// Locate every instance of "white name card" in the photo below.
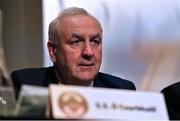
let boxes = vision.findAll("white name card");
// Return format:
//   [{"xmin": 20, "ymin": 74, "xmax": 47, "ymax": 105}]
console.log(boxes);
[{"xmin": 49, "ymin": 84, "xmax": 168, "ymax": 120}]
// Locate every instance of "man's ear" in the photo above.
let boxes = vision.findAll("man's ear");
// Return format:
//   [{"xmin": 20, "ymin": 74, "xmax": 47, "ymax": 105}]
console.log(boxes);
[{"xmin": 47, "ymin": 41, "xmax": 57, "ymax": 63}]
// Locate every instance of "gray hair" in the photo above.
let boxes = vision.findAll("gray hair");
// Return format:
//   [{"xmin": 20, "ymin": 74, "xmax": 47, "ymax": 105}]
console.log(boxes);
[{"xmin": 48, "ymin": 7, "xmax": 102, "ymax": 44}]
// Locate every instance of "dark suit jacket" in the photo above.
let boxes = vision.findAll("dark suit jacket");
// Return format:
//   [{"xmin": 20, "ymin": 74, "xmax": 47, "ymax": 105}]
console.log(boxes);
[
  {"xmin": 11, "ymin": 66, "xmax": 136, "ymax": 98},
  {"xmin": 161, "ymin": 82, "xmax": 180, "ymax": 120}
]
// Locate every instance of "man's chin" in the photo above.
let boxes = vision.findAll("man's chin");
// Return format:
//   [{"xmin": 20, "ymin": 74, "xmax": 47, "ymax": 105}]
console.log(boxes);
[
  {"xmin": 74, "ymin": 76, "xmax": 94, "ymax": 85},
  {"xmin": 79, "ymin": 77, "xmax": 93, "ymax": 83},
  {"xmin": 72, "ymin": 72, "xmax": 98, "ymax": 85}
]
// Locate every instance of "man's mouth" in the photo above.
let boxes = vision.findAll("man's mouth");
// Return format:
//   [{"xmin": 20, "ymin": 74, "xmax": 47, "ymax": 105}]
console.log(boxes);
[
  {"xmin": 78, "ymin": 63, "xmax": 95, "ymax": 70},
  {"xmin": 78, "ymin": 63, "xmax": 94, "ymax": 66}
]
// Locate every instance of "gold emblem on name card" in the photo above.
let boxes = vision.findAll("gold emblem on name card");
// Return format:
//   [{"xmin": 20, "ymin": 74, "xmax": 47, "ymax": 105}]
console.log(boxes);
[{"xmin": 58, "ymin": 91, "xmax": 88, "ymax": 118}]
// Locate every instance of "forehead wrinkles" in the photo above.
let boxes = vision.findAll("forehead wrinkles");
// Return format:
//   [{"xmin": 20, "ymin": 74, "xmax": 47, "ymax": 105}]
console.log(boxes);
[{"xmin": 57, "ymin": 15, "xmax": 102, "ymax": 32}]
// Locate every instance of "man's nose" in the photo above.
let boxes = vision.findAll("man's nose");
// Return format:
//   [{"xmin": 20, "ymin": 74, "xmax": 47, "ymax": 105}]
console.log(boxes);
[{"xmin": 82, "ymin": 42, "xmax": 94, "ymax": 57}]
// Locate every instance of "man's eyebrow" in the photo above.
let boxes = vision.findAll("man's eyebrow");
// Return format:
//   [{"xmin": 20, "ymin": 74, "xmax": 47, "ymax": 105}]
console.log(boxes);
[
  {"xmin": 71, "ymin": 33, "xmax": 81, "ymax": 37},
  {"xmin": 91, "ymin": 33, "xmax": 102, "ymax": 38}
]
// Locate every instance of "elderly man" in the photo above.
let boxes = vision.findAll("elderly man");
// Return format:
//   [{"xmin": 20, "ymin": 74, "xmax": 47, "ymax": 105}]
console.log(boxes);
[{"xmin": 11, "ymin": 7, "xmax": 136, "ymax": 98}]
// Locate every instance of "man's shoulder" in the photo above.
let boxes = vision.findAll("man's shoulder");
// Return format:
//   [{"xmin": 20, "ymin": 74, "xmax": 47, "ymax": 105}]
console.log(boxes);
[
  {"xmin": 161, "ymin": 82, "xmax": 180, "ymax": 94},
  {"xmin": 11, "ymin": 66, "xmax": 54, "ymax": 86},
  {"xmin": 161, "ymin": 82, "xmax": 180, "ymax": 120},
  {"xmin": 11, "ymin": 67, "xmax": 52, "ymax": 76},
  {"xmin": 161, "ymin": 82, "xmax": 180, "ymax": 100},
  {"xmin": 11, "ymin": 67, "xmax": 54, "ymax": 98},
  {"xmin": 94, "ymin": 72, "xmax": 136, "ymax": 90}
]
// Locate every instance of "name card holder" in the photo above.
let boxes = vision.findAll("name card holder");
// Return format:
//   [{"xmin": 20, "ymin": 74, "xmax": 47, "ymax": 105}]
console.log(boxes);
[{"xmin": 49, "ymin": 84, "xmax": 168, "ymax": 120}]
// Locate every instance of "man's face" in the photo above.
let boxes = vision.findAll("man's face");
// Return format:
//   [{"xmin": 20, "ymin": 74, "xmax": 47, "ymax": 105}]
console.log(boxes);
[{"xmin": 54, "ymin": 15, "xmax": 102, "ymax": 85}]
